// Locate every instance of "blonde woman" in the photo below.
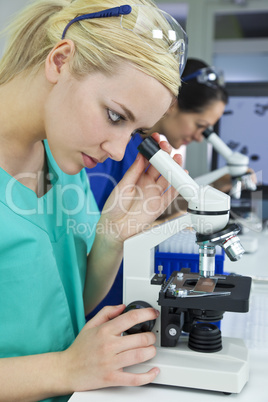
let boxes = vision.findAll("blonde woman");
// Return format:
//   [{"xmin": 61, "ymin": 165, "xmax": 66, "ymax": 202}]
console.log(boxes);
[{"xmin": 0, "ymin": 0, "xmax": 187, "ymax": 400}]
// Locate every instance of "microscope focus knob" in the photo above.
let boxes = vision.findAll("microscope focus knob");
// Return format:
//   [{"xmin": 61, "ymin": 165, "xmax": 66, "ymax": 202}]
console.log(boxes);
[
  {"xmin": 124, "ymin": 301, "xmax": 156, "ymax": 334},
  {"xmin": 165, "ymin": 324, "xmax": 181, "ymax": 341}
]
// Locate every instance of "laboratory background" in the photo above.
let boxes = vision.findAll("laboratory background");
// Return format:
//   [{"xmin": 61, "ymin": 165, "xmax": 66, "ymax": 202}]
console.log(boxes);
[{"xmin": 0, "ymin": 1, "xmax": 268, "ymax": 402}]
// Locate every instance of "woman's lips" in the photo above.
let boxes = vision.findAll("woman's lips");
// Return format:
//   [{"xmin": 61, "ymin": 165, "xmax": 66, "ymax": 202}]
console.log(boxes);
[{"xmin": 82, "ymin": 153, "xmax": 99, "ymax": 169}]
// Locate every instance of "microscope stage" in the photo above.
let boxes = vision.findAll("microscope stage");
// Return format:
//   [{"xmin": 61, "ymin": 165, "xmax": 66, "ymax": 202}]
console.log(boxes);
[{"xmin": 157, "ymin": 271, "xmax": 252, "ymax": 313}]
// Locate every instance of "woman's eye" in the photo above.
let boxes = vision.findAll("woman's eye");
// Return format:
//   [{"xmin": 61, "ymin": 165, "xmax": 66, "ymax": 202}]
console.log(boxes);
[{"xmin": 108, "ymin": 109, "xmax": 122, "ymax": 123}]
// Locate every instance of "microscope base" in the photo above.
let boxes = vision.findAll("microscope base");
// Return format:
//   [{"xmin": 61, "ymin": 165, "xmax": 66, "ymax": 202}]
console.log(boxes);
[{"xmin": 125, "ymin": 336, "xmax": 249, "ymax": 394}]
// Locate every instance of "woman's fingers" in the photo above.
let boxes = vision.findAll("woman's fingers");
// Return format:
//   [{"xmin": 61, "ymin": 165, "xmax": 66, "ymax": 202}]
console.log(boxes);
[
  {"xmin": 173, "ymin": 153, "xmax": 183, "ymax": 166},
  {"xmin": 144, "ymin": 134, "xmax": 183, "ymax": 184},
  {"xmin": 115, "ymin": 330, "xmax": 156, "ymax": 354},
  {"xmin": 103, "ymin": 307, "xmax": 159, "ymax": 337},
  {"xmin": 107, "ymin": 367, "xmax": 160, "ymax": 387},
  {"xmin": 117, "ymin": 153, "xmax": 145, "ymax": 190},
  {"xmin": 159, "ymin": 139, "xmax": 172, "ymax": 154},
  {"xmin": 86, "ymin": 305, "xmax": 126, "ymax": 328},
  {"xmin": 114, "ymin": 345, "xmax": 157, "ymax": 371},
  {"xmin": 150, "ymin": 132, "xmax": 160, "ymax": 143}
]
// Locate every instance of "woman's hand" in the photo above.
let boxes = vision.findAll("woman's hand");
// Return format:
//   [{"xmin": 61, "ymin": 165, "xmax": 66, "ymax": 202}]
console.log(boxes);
[
  {"xmin": 99, "ymin": 133, "xmax": 183, "ymax": 243},
  {"xmin": 0, "ymin": 306, "xmax": 156, "ymax": 401},
  {"xmin": 62, "ymin": 305, "xmax": 160, "ymax": 392}
]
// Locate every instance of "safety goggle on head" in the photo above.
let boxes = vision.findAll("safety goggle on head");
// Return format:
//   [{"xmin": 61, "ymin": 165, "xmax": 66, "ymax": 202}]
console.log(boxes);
[
  {"xmin": 61, "ymin": 4, "xmax": 188, "ymax": 76},
  {"xmin": 183, "ymin": 67, "xmax": 225, "ymax": 88}
]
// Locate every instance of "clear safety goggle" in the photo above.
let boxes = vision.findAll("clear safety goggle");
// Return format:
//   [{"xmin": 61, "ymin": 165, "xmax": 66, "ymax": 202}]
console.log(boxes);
[
  {"xmin": 183, "ymin": 67, "xmax": 225, "ymax": 88},
  {"xmin": 61, "ymin": 4, "xmax": 188, "ymax": 75}
]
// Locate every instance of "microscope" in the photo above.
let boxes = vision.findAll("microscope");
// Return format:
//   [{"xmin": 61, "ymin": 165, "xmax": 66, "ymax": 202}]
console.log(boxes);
[
  {"xmin": 196, "ymin": 127, "xmax": 259, "ymax": 251},
  {"xmin": 123, "ymin": 137, "xmax": 252, "ymax": 394},
  {"xmin": 194, "ymin": 127, "xmax": 257, "ymax": 199}
]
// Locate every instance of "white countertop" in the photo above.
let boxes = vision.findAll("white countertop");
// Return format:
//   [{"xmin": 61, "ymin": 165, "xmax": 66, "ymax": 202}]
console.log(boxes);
[
  {"xmin": 69, "ymin": 230, "xmax": 268, "ymax": 402},
  {"xmin": 224, "ymin": 229, "xmax": 268, "ymax": 278}
]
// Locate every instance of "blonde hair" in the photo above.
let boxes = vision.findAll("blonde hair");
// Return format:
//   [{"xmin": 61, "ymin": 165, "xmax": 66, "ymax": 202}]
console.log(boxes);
[{"xmin": 0, "ymin": 0, "xmax": 180, "ymax": 95}]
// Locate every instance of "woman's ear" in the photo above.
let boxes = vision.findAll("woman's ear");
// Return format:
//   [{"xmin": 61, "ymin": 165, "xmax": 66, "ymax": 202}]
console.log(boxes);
[
  {"xmin": 45, "ymin": 40, "xmax": 75, "ymax": 84},
  {"xmin": 167, "ymin": 99, "xmax": 179, "ymax": 116}
]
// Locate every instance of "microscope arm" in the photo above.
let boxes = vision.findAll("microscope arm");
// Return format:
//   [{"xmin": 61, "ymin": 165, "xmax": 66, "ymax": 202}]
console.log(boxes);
[
  {"xmin": 123, "ymin": 214, "xmax": 192, "ymax": 283},
  {"xmin": 203, "ymin": 128, "xmax": 233, "ymax": 160},
  {"xmin": 194, "ymin": 166, "xmax": 230, "ymax": 186},
  {"xmin": 194, "ymin": 127, "xmax": 252, "ymax": 188},
  {"xmin": 203, "ymin": 127, "xmax": 249, "ymax": 170}
]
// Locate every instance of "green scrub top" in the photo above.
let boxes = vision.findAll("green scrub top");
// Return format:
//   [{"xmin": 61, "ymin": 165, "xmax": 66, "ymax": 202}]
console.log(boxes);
[{"xmin": 0, "ymin": 141, "xmax": 100, "ymax": 402}]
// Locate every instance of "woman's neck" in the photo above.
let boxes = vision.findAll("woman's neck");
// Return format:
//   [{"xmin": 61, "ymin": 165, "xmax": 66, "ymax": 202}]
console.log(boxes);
[{"xmin": 0, "ymin": 70, "xmax": 50, "ymax": 195}]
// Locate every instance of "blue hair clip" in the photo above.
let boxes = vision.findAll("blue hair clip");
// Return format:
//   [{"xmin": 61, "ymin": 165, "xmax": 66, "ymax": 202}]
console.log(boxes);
[
  {"xmin": 61, "ymin": 5, "xmax": 132, "ymax": 39},
  {"xmin": 183, "ymin": 70, "xmax": 201, "ymax": 82}
]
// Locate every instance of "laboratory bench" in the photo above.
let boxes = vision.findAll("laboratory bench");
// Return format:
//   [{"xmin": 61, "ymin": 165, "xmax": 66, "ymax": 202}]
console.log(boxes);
[{"xmin": 69, "ymin": 230, "xmax": 268, "ymax": 402}]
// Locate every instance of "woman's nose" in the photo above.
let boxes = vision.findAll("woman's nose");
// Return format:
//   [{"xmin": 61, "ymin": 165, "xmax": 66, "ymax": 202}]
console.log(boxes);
[
  {"xmin": 193, "ymin": 130, "xmax": 204, "ymax": 142},
  {"xmin": 102, "ymin": 135, "xmax": 130, "ymax": 162},
  {"xmin": 110, "ymin": 146, "xmax": 126, "ymax": 162}
]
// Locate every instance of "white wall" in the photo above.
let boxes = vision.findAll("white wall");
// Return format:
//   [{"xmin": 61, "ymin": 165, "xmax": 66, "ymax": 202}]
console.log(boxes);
[{"xmin": 0, "ymin": 0, "xmax": 29, "ymax": 56}]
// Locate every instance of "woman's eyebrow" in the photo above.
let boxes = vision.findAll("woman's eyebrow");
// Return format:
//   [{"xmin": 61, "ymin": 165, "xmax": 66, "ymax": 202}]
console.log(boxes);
[{"xmin": 112, "ymin": 101, "xmax": 135, "ymax": 122}]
